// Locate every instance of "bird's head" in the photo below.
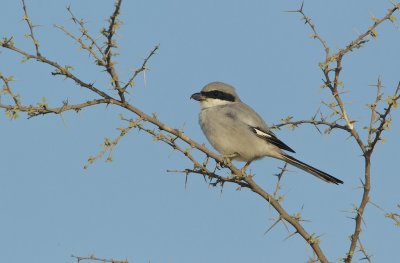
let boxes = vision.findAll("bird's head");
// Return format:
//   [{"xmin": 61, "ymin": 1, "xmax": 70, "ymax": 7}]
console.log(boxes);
[{"xmin": 190, "ymin": 82, "xmax": 240, "ymax": 109}]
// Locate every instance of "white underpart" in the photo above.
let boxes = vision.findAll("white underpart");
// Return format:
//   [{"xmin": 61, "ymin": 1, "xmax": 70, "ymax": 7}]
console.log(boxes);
[
  {"xmin": 200, "ymin": 98, "xmax": 233, "ymax": 109},
  {"xmin": 254, "ymin": 128, "xmax": 271, "ymax": 138}
]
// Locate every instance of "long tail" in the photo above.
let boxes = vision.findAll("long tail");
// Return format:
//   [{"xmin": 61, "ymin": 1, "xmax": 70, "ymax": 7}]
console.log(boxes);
[{"xmin": 281, "ymin": 154, "xmax": 343, "ymax": 185}]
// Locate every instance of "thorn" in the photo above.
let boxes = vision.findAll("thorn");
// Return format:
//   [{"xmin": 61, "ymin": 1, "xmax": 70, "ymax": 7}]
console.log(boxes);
[
  {"xmin": 185, "ymin": 171, "xmax": 188, "ymax": 190},
  {"xmin": 284, "ymin": 1, "xmax": 304, "ymax": 13},
  {"xmin": 283, "ymin": 231, "xmax": 298, "ymax": 241},
  {"xmin": 264, "ymin": 217, "xmax": 282, "ymax": 235}
]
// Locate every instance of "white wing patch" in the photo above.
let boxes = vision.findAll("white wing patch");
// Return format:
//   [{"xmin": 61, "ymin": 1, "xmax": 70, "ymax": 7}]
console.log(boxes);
[
  {"xmin": 254, "ymin": 128, "xmax": 272, "ymax": 138},
  {"xmin": 251, "ymin": 126, "xmax": 296, "ymax": 153}
]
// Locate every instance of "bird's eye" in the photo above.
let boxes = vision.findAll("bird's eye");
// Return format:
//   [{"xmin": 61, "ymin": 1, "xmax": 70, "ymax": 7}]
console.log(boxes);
[
  {"xmin": 209, "ymin": 90, "xmax": 225, "ymax": 99},
  {"xmin": 212, "ymin": 91, "xmax": 221, "ymax": 97}
]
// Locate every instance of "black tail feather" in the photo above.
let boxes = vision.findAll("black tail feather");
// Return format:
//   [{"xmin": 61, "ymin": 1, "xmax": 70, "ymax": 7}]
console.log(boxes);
[{"xmin": 282, "ymin": 154, "xmax": 343, "ymax": 185}]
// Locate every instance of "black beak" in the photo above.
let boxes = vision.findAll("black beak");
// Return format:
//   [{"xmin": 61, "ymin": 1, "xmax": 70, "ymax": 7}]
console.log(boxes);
[{"xmin": 190, "ymin": 92, "xmax": 205, "ymax": 101}]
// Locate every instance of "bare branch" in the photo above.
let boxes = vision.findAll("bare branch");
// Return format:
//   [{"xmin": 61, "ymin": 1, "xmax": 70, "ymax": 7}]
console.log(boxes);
[
  {"xmin": 292, "ymin": 3, "xmax": 400, "ymax": 262},
  {"xmin": 358, "ymin": 238, "xmax": 372, "ymax": 263},
  {"xmin": 21, "ymin": 0, "xmax": 41, "ymax": 56},
  {"xmin": 366, "ymin": 78, "xmax": 383, "ymax": 145},
  {"xmin": 337, "ymin": 5, "xmax": 399, "ymax": 59},
  {"xmin": 272, "ymin": 163, "xmax": 288, "ymax": 199},
  {"xmin": 0, "ymin": 98, "xmax": 112, "ymax": 118},
  {"xmin": 54, "ymin": 24, "xmax": 105, "ymax": 67},
  {"xmin": 103, "ymin": 0, "xmax": 124, "ymax": 101},
  {"xmin": 104, "ymin": 0, "xmax": 122, "ymax": 58},
  {"xmin": 122, "ymin": 44, "xmax": 159, "ymax": 91},
  {"xmin": 369, "ymin": 81, "xmax": 400, "ymax": 152},
  {"xmin": 243, "ymin": 176, "xmax": 328, "ymax": 263},
  {"xmin": 167, "ymin": 169, "xmax": 250, "ymax": 188},
  {"xmin": 272, "ymin": 118, "xmax": 350, "ymax": 133},
  {"xmin": 288, "ymin": 2, "xmax": 330, "ymax": 56},
  {"xmin": 66, "ymin": 5, "xmax": 104, "ymax": 57},
  {"xmin": 0, "ymin": 41, "xmax": 112, "ymax": 100},
  {"xmin": 71, "ymin": 254, "xmax": 128, "ymax": 263},
  {"xmin": 0, "ymin": 73, "xmax": 21, "ymax": 108},
  {"xmin": 84, "ymin": 119, "xmax": 136, "ymax": 169}
]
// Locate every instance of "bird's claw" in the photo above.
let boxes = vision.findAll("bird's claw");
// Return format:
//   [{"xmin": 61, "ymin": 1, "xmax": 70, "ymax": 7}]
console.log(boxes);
[{"xmin": 222, "ymin": 153, "xmax": 238, "ymax": 166}]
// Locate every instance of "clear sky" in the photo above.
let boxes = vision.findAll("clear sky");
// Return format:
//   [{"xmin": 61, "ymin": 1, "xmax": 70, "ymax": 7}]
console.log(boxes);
[{"xmin": 1, "ymin": 1, "xmax": 399, "ymax": 262}]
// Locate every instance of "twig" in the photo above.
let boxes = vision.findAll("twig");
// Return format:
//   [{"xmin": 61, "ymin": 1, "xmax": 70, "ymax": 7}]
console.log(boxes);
[
  {"xmin": 357, "ymin": 238, "xmax": 372, "ymax": 263},
  {"xmin": 66, "ymin": 5, "xmax": 104, "ymax": 56},
  {"xmin": 287, "ymin": 2, "xmax": 330, "ymax": 56},
  {"xmin": 369, "ymin": 81, "xmax": 400, "ymax": 152},
  {"xmin": 122, "ymin": 45, "xmax": 159, "ymax": 90},
  {"xmin": 103, "ymin": 0, "xmax": 124, "ymax": 101},
  {"xmin": 54, "ymin": 24, "xmax": 105, "ymax": 66},
  {"xmin": 0, "ymin": 73, "xmax": 21, "ymax": 107},
  {"xmin": 71, "ymin": 254, "xmax": 128, "ymax": 263},
  {"xmin": 243, "ymin": 176, "xmax": 328, "ymax": 262},
  {"xmin": 0, "ymin": 98, "xmax": 111, "ymax": 118},
  {"xmin": 21, "ymin": 0, "xmax": 41, "ymax": 56},
  {"xmin": 167, "ymin": 169, "xmax": 250, "ymax": 188},
  {"xmin": 366, "ymin": 78, "xmax": 383, "ymax": 146},
  {"xmin": 272, "ymin": 163, "xmax": 288, "ymax": 199},
  {"xmin": 0, "ymin": 41, "xmax": 112, "ymax": 100},
  {"xmin": 272, "ymin": 119, "xmax": 350, "ymax": 132}
]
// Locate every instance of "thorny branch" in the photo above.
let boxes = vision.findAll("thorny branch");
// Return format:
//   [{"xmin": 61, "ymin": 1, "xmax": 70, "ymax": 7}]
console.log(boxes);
[
  {"xmin": 357, "ymin": 238, "xmax": 372, "ymax": 263},
  {"xmin": 53, "ymin": 24, "xmax": 105, "ymax": 67},
  {"xmin": 293, "ymin": 2, "xmax": 400, "ymax": 263},
  {"xmin": 71, "ymin": 254, "xmax": 128, "ymax": 263},
  {"xmin": 272, "ymin": 116, "xmax": 350, "ymax": 133},
  {"xmin": 66, "ymin": 5, "xmax": 104, "ymax": 58},
  {"xmin": 286, "ymin": 1, "xmax": 330, "ymax": 56},
  {"xmin": 103, "ymin": 0, "xmax": 124, "ymax": 102},
  {"xmin": 0, "ymin": 40, "xmax": 112, "ymax": 99},
  {"xmin": 0, "ymin": 73, "xmax": 21, "ymax": 108},
  {"xmin": 366, "ymin": 78, "xmax": 384, "ymax": 146},
  {"xmin": 272, "ymin": 163, "xmax": 288, "ymax": 200},
  {"xmin": 21, "ymin": 0, "xmax": 40, "ymax": 56},
  {"xmin": 368, "ymin": 81, "xmax": 400, "ymax": 153},
  {"xmin": 122, "ymin": 45, "xmax": 159, "ymax": 91},
  {"xmin": 1, "ymin": 1, "xmax": 399, "ymax": 263}
]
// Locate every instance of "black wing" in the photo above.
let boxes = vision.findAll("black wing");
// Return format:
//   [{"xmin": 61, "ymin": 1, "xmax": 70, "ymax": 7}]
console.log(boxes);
[{"xmin": 250, "ymin": 126, "xmax": 295, "ymax": 153}]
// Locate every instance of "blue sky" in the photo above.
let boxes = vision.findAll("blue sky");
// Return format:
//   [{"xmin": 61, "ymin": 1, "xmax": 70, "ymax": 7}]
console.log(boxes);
[{"xmin": 1, "ymin": 1, "xmax": 399, "ymax": 262}]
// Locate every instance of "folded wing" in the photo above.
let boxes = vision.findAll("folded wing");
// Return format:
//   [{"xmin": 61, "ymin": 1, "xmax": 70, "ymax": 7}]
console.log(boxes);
[{"xmin": 250, "ymin": 126, "xmax": 295, "ymax": 153}]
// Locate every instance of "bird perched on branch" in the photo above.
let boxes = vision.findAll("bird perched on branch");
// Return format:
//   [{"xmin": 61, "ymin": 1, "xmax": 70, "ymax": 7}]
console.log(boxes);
[{"xmin": 191, "ymin": 81, "xmax": 343, "ymax": 185}]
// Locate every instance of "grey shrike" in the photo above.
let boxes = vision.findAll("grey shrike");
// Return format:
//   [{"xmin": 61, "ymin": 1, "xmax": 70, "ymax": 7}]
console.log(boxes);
[{"xmin": 190, "ymin": 81, "xmax": 343, "ymax": 185}]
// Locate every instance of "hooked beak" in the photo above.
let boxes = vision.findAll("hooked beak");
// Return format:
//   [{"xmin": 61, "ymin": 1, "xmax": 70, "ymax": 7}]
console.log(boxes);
[{"xmin": 190, "ymin": 92, "xmax": 205, "ymax": 101}]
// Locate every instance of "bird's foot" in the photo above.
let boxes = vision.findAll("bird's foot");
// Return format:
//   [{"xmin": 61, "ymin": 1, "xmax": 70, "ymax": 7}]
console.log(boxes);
[
  {"xmin": 222, "ymin": 153, "xmax": 238, "ymax": 166},
  {"xmin": 216, "ymin": 153, "xmax": 238, "ymax": 168}
]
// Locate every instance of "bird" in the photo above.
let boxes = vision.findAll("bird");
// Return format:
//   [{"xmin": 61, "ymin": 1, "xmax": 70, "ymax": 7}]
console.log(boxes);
[{"xmin": 190, "ymin": 81, "xmax": 343, "ymax": 185}]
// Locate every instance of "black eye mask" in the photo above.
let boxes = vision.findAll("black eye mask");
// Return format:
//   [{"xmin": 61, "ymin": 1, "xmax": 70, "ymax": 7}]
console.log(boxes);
[{"xmin": 201, "ymin": 90, "xmax": 235, "ymax": 102}]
